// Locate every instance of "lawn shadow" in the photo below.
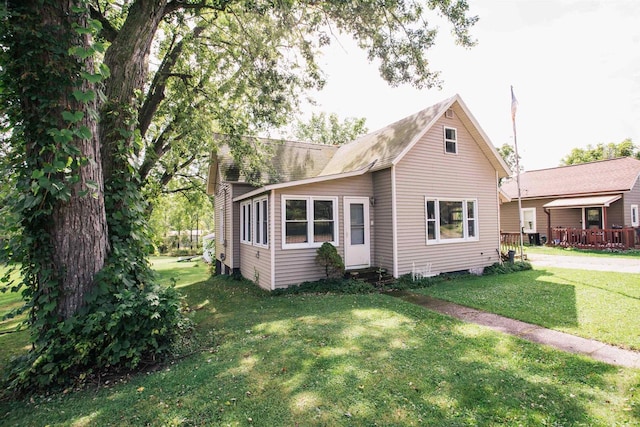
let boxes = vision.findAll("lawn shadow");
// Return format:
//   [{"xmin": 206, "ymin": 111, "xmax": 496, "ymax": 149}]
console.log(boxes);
[{"xmin": 1, "ymin": 278, "xmax": 636, "ymax": 426}]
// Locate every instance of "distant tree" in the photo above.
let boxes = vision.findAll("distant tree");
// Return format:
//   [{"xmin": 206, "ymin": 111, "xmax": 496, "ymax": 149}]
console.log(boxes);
[
  {"xmin": 561, "ymin": 139, "xmax": 639, "ymax": 165},
  {"xmin": 496, "ymin": 142, "xmax": 522, "ymax": 174},
  {"xmin": 292, "ymin": 112, "xmax": 368, "ymax": 145}
]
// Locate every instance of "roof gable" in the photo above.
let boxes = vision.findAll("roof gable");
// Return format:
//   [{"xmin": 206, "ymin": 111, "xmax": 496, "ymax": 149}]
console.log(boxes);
[
  {"xmin": 501, "ymin": 157, "xmax": 640, "ymax": 199},
  {"xmin": 319, "ymin": 94, "xmax": 510, "ymax": 178},
  {"xmin": 207, "ymin": 94, "xmax": 511, "ymax": 194}
]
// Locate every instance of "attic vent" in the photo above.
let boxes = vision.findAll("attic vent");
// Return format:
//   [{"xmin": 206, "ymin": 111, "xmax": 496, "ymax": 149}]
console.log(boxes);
[{"xmin": 445, "ymin": 109, "xmax": 454, "ymax": 119}]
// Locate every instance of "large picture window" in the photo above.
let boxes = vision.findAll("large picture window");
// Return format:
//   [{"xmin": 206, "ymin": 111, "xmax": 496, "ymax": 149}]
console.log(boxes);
[
  {"xmin": 425, "ymin": 198, "xmax": 478, "ymax": 243},
  {"xmin": 283, "ymin": 196, "xmax": 338, "ymax": 249}
]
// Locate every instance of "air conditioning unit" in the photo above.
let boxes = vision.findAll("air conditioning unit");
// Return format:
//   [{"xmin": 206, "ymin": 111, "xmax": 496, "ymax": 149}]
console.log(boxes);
[{"xmin": 445, "ymin": 109, "xmax": 454, "ymax": 119}]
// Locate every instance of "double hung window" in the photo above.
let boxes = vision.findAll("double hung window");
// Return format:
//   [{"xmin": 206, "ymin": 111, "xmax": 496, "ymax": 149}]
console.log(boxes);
[
  {"xmin": 240, "ymin": 197, "xmax": 268, "ymax": 247},
  {"xmin": 240, "ymin": 201, "xmax": 252, "ymax": 244},
  {"xmin": 631, "ymin": 204, "xmax": 639, "ymax": 227},
  {"xmin": 254, "ymin": 197, "xmax": 268, "ymax": 247},
  {"xmin": 283, "ymin": 196, "xmax": 338, "ymax": 248},
  {"xmin": 426, "ymin": 198, "xmax": 478, "ymax": 243},
  {"xmin": 444, "ymin": 127, "xmax": 457, "ymax": 154}
]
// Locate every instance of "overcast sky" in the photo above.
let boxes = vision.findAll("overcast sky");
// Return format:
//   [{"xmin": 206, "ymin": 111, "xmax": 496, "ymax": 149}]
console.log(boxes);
[{"xmin": 302, "ymin": 0, "xmax": 640, "ymax": 171}]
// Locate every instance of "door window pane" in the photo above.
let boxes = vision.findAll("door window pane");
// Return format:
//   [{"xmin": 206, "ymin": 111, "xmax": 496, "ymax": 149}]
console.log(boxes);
[{"xmin": 350, "ymin": 203, "xmax": 365, "ymax": 245}]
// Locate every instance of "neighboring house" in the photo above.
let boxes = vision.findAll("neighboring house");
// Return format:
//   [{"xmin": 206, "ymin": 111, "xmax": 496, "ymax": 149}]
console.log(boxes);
[
  {"xmin": 206, "ymin": 95, "xmax": 511, "ymax": 290},
  {"xmin": 500, "ymin": 157, "xmax": 640, "ymax": 245}
]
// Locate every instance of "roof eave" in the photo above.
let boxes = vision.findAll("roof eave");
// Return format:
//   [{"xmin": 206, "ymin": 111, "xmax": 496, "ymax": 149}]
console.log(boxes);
[{"xmin": 232, "ymin": 161, "xmax": 377, "ymax": 202}]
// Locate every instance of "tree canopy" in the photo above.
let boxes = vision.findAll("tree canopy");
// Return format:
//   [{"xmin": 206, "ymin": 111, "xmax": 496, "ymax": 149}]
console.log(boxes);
[
  {"xmin": 291, "ymin": 112, "xmax": 368, "ymax": 145},
  {"xmin": 0, "ymin": 0, "xmax": 478, "ymax": 392},
  {"xmin": 496, "ymin": 142, "xmax": 522, "ymax": 175},
  {"xmin": 561, "ymin": 139, "xmax": 639, "ymax": 165}
]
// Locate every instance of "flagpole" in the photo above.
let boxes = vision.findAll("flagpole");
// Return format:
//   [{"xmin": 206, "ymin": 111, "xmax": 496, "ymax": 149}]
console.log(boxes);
[{"xmin": 511, "ymin": 85, "xmax": 525, "ymax": 262}]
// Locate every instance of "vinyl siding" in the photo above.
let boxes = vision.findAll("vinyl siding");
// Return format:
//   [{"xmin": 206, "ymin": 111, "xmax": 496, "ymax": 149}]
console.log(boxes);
[
  {"xmin": 501, "ymin": 196, "xmax": 628, "ymax": 234},
  {"xmin": 239, "ymin": 195, "xmax": 272, "ymax": 290},
  {"xmin": 607, "ymin": 199, "xmax": 624, "ymax": 227},
  {"xmin": 500, "ymin": 199, "xmax": 552, "ymax": 238},
  {"xmin": 214, "ymin": 183, "xmax": 255, "ymax": 272},
  {"xmin": 623, "ymin": 178, "xmax": 640, "ymax": 226},
  {"xmin": 273, "ymin": 174, "xmax": 374, "ymax": 288},
  {"xmin": 214, "ymin": 183, "xmax": 232, "ymax": 271},
  {"xmin": 394, "ymin": 114, "xmax": 501, "ymax": 275},
  {"xmin": 372, "ymin": 169, "xmax": 394, "ymax": 273}
]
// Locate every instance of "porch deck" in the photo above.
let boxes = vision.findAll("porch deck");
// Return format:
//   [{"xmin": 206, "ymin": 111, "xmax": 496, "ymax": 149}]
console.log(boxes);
[{"xmin": 549, "ymin": 227, "xmax": 639, "ymax": 250}]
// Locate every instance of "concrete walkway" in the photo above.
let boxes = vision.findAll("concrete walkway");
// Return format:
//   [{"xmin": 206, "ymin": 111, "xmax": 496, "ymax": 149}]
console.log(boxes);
[
  {"xmin": 527, "ymin": 253, "xmax": 640, "ymax": 273},
  {"xmin": 390, "ymin": 291, "xmax": 640, "ymax": 369}
]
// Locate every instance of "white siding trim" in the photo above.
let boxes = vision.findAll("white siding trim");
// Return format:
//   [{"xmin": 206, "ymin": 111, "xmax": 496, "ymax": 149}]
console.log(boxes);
[
  {"xmin": 270, "ymin": 190, "xmax": 275, "ymax": 290},
  {"xmin": 391, "ymin": 166, "xmax": 399, "ymax": 278},
  {"xmin": 496, "ymin": 171, "xmax": 502, "ymax": 251}
]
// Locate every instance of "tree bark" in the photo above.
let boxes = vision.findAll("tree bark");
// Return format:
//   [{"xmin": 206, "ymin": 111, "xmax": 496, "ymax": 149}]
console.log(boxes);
[
  {"xmin": 100, "ymin": 0, "xmax": 169, "ymax": 183},
  {"xmin": 10, "ymin": 0, "xmax": 109, "ymax": 318}
]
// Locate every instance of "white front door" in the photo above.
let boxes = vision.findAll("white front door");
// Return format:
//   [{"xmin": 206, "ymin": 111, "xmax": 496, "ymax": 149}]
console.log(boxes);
[{"xmin": 344, "ymin": 197, "xmax": 370, "ymax": 269}]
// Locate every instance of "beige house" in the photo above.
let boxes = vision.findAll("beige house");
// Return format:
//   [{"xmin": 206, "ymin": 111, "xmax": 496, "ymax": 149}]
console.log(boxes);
[
  {"xmin": 207, "ymin": 95, "xmax": 511, "ymax": 290},
  {"xmin": 500, "ymin": 157, "xmax": 640, "ymax": 247}
]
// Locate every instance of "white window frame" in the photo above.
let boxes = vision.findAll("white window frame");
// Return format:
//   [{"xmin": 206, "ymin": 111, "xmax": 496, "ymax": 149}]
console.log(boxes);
[
  {"xmin": 282, "ymin": 195, "xmax": 339, "ymax": 249},
  {"xmin": 240, "ymin": 200, "xmax": 252, "ymax": 244},
  {"xmin": 443, "ymin": 126, "xmax": 458, "ymax": 154},
  {"xmin": 425, "ymin": 198, "xmax": 479, "ymax": 244},
  {"xmin": 521, "ymin": 207, "xmax": 537, "ymax": 233},
  {"xmin": 253, "ymin": 197, "xmax": 269, "ymax": 248},
  {"xmin": 631, "ymin": 204, "xmax": 639, "ymax": 227}
]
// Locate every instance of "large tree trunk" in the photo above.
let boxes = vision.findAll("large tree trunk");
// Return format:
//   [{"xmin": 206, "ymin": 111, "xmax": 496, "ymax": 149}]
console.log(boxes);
[
  {"xmin": 9, "ymin": 0, "xmax": 109, "ymax": 318},
  {"xmin": 100, "ymin": 0, "xmax": 168, "ymax": 183}
]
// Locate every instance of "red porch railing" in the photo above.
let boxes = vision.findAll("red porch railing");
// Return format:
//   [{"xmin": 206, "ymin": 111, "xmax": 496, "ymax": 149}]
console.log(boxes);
[{"xmin": 550, "ymin": 227, "xmax": 638, "ymax": 250}]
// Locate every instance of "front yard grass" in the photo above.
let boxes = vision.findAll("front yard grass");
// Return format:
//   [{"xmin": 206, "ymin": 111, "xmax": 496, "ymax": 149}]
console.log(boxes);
[
  {"xmin": 415, "ymin": 266, "xmax": 640, "ymax": 351},
  {"xmin": 1, "ymin": 265, "xmax": 639, "ymax": 426},
  {"xmin": 527, "ymin": 245, "xmax": 640, "ymax": 258}
]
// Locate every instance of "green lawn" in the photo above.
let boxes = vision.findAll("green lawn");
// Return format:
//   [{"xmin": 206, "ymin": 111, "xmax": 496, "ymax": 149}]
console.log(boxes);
[
  {"xmin": 0, "ymin": 258, "xmax": 210, "ymax": 367},
  {"xmin": 527, "ymin": 245, "xmax": 640, "ymax": 258},
  {"xmin": 1, "ymin": 263, "xmax": 639, "ymax": 426},
  {"xmin": 414, "ymin": 266, "xmax": 640, "ymax": 351}
]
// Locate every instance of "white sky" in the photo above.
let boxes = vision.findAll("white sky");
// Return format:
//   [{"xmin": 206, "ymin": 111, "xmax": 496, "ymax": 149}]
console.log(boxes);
[{"xmin": 302, "ymin": 0, "xmax": 640, "ymax": 171}]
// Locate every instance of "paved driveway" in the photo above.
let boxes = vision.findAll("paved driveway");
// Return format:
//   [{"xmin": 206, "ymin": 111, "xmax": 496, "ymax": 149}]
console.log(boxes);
[{"xmin": 528, "ymin": 253, "xmax": 640, "ymax": 273}]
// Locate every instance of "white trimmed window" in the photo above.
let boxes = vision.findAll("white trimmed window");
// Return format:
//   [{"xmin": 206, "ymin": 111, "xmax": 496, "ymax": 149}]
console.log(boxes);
[
  {"xmin": 522, "ymin": 208, "xmax": 537, "ymax": 233},
  {"xmin": 425, "ymin": 198, "xmax": 478, "ymax": 243},
  {"xmin": 282, "ymin": 196, "xmax": 338, "ymax": 249},
  {"xmin": 444, "ymin": 126, "xmax": 457, "ymax": 154},
  {"xmin": 240, "ymin": 201, "xmax": 252, "ymax": 244},
  {"xmin": 632, "ymin": 204, "xmax": 639, "ymax": 227},
  {"xmin": 254, "ymin": 197, "xmax": 269, "ymax": 247}
]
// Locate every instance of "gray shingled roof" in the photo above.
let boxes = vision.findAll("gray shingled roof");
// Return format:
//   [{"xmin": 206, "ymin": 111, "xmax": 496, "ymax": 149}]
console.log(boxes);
[
  {"xmin": 501, "ymin": 157, "xmax": 640, "ymax": 199},
  {"xmin": 214, "ymin": 137, "xmax": 338, "ymax": 185},
  {"xmin": 319, "ymin": 97, "xmax": 453, "ymax": 175},
  {"xmin": 207, "ymin": 94, "xmax": 511, "ymax": 194}
]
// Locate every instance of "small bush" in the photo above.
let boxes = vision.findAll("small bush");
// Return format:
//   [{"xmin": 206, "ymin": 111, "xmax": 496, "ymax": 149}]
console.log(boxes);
[
  {"xmin": 272, "ymin": 278, "xmax": 375, "ymax": 296},
  {"xmin": 315, "ymin": 242, "xmax": 344, "ymax": 279},
  {"xmin": 2, "ymin": 281, "xmax": 191, "ymax": 396},
  {"xmin": 483, "ymin": 261, "xmax": 532, "ymax": 275}
]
